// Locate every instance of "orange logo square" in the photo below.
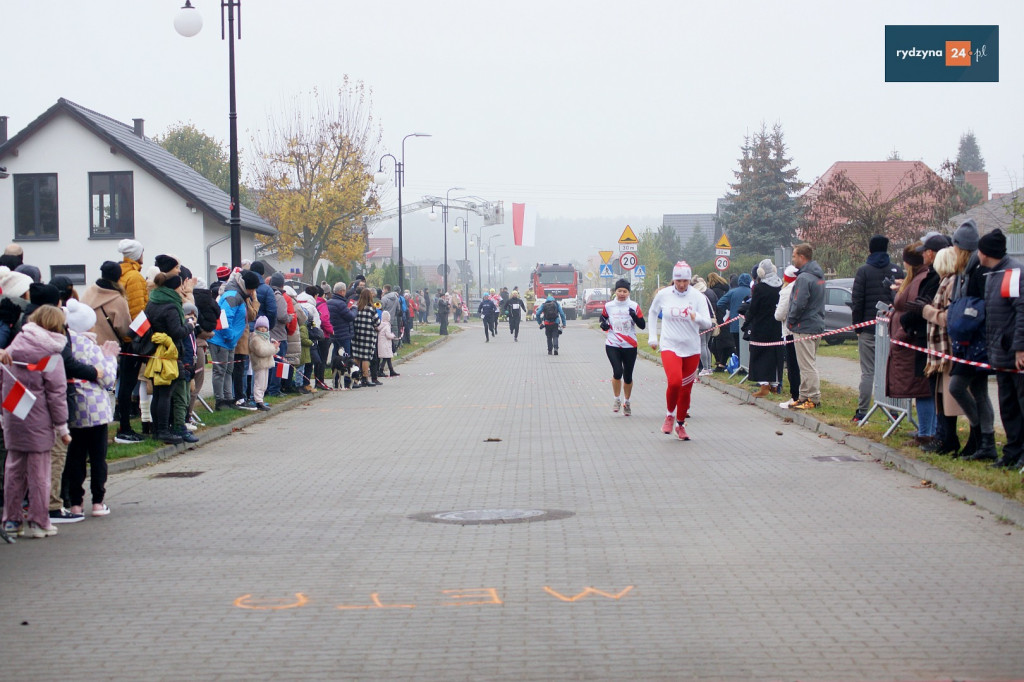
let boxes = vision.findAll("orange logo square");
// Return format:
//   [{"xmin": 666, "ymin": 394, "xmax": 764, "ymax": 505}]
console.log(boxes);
[{"xmin": 946, "ymin": 41, "xmax": 971, "ymax": 66}]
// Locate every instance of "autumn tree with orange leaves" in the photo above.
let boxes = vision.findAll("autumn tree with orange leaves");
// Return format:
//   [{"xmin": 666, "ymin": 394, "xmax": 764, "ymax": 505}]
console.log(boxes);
[{"xmin": 251, "ymin": 80, "xmax": 382, "ymax": 279}]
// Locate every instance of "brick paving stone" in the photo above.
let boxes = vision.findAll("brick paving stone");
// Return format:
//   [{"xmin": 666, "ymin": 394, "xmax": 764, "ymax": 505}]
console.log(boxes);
[{"xmin": 1, "ymin": 322, "xmax": 1023, "ymax": 680}]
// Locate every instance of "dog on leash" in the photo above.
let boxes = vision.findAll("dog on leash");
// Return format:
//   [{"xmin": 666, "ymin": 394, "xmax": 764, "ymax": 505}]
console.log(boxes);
[{"xmin": 331, "ymin": 351, "xmax": 358, "ymax": 389}]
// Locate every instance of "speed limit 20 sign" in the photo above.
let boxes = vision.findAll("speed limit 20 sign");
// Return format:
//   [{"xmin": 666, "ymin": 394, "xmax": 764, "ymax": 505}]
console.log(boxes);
[
  {"xmin": 619, "ymin": 253, "xmax": 638, "ymax": 271},
  {"xmin": 714, "ymin": 255, "xmax": 730, "ymax": 271}
]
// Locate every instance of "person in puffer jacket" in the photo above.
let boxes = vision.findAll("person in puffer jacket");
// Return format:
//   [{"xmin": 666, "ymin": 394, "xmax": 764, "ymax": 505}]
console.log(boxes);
[
  {"xmin": 209, "ymin": 269, "xmax": 261, "ymax": 410},
  {"xmin": 63, "ymin": 299, "xmax": 119, "ymax": 519},
  {"xmin": 1, "ymin": 306, "xmax": 70, "ymax": 539}
]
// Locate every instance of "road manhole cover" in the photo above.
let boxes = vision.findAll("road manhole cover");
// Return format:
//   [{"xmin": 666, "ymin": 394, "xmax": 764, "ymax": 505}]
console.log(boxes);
[
  {"xmin": 812, "ymin": 456, "xmax": 861, "ymax": 462},
  {"xmin": 152, "ymin": 471, "xmax": 205, "ymax": 478},
  {"xmin": 410, "ymin": 509, "xmax": 574, "ymax": 525}
]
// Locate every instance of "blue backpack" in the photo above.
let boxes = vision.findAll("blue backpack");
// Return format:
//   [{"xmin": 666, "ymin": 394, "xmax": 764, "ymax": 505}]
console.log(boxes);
[{"xmin": 946, "ymin": 295, "xmax": 986, "ymax": 362}]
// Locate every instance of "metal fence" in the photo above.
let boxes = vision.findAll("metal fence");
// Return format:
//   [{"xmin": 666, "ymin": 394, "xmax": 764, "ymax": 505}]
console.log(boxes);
[
  {"xmin": 731, "ymin": 336, "xmax": 750, "ymax": 382},
  {"xmin": 860, "ymin": 315, "xmax": 917, "ymax": 438}
]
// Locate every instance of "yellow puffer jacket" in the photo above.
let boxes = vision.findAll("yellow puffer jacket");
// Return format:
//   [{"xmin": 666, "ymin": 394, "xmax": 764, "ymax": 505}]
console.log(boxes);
[
  {"xmin": 144, "ymin": 332, "xmax": 180, "ymax": 386},
  {"xmin": 120, "ymin": 258, "xmax": 149, "ymax": 319}
]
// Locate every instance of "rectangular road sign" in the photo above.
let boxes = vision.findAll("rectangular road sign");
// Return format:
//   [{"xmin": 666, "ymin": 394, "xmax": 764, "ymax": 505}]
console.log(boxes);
[
  {"xmin": 619, "ymin": 243, "xmax": 638, "ymax": 253},
  {"xmin": 715, "ymin": 248, "xmax": 731, "ymax": 256}
]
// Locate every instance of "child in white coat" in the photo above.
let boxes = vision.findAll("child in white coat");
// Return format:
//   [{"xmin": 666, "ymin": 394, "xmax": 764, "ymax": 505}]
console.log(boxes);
[{"xmin": 377, "ymin": 310, "xmax": 399, "ymax": 378}]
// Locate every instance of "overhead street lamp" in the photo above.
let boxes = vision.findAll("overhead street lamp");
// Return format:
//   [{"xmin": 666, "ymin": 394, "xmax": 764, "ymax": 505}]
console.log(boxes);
[
  {"xmin": 374, "ymin": 132, "xmax": 431, "ymax": 293},
  {"xmin": 175, "ymin": 0, "xmax": 244, "ymax": 268},
  {"xmin": 428, "ymin": 186, "xmax": 463, "ymax": 293},
  {"xmin": 453, "ymin": 215, "xmax": 470, "ymax": 307}
]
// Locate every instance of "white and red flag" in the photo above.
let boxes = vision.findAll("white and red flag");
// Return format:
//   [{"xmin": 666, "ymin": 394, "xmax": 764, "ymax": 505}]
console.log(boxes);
[
  {"xmin": 2, "ymin": 378, "xmax": 36, "ymax": 420},
  {"xmin": 275, "ymin": 362, "xmax": 291, "ymax": 379},
  {"xmin": 512, "ymin": 203, "xmax": 537, "ymax": 247},
  {"xmin": 215, "ymin": 308, "xmax": 229, "ymax": 330},
  {"xmin": 26, "ymin": 354, "xmax": 61, "ymax": 372},
  {"xmin": 1000, "ymin": 268, "xmax": 1021, "ymax": 298},
  {"xmin": 129, "ymin": 311, "xmax": 151, "ymax": 337}
]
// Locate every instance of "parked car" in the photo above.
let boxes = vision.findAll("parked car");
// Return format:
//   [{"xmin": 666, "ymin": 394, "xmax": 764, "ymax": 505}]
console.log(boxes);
[
  {"xmin": 823, "ymin": 277, "xmax": 856, "ymax": 345},
  {"xmin": 583, "ymin": 291, "xmax": 610, "ymax": 319}
]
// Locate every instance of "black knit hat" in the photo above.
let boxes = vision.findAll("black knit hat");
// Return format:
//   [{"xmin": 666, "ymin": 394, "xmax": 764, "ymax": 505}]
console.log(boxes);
[
  {"xmin": 869, "ymin": 235, "xmax": 889, "ymax": 253},
  {"xmin": 49, "ymin": 275, "xmax": 74, "ymax": 303},
  {"xmin": 902, "ymin": 243, "xmax": 924, "ymax": 267},
  {"xmin": 100, "ymin": 260, "xmax": 122, "ymax": 283},
  {"xmin": 241, "ymin": 270, "xmax": 261, "ymax": 291},
  {"xmin": 249, "ymin": 260, "xmax": 266, "ymax": 276},
  {"xmin": 154, "ymin": 254, "xmax": 179, "ymax": 273},
  {"xmin": 29, "ymin": 282, "xmax": 61, "ymax": 307},
  {"xmin": 614, "ymin": 278, "xmax": 630, "ymax": 291},
  {"xmin": 978, "ymin": 228, "xmax": 1007, "ymax": 259}
]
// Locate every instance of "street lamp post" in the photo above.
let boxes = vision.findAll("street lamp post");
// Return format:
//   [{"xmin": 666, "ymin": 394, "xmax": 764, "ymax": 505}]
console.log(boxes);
[
  {"xmin": 374, "ymin": 133, "xmax": 430, "ymax": 293},
  {"xmin": 175, "ymin": 0, "xmax": 243, "ymax": 268},
  {"xmin": 428, "ymin": 187, "xmax": 463, "ymax": 293},
  {"xmin": 453, "ymin": 215, "xmax": 469, "ymax": 308},
  {"xmin": 488, "ymin": 239, "xmax": 504, "ymax": 289}
]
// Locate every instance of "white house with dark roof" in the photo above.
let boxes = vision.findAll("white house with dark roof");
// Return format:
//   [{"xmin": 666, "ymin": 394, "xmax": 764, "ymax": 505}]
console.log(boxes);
[{"xmin": 0, "ymin": 98, "xmax": 275, "ymax": 285}]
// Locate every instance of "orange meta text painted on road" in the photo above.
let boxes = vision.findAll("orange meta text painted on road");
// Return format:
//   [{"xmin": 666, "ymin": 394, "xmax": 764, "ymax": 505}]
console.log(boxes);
[{"xmin": 233, "ymin": 586, "xmax": 634, "ymax": 611}]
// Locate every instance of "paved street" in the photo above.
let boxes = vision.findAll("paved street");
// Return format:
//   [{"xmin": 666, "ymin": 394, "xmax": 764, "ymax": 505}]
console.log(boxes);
[{"xmin": 3, "ymin": 320, "xmax": 1024, "ymax": 681}]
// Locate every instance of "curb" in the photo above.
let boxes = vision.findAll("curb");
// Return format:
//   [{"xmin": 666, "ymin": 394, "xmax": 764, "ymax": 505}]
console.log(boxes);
[
  {"xmin": 107, "ymin": 333, "xmax": 454, "ymax": 475},
  {"xmin": 700, "ymin": 374, "xmax": 1024, "ymax": 528}
]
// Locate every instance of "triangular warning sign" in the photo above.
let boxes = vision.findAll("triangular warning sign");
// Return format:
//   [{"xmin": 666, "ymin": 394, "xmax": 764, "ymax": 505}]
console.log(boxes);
[
  {"xmin": 618, "ymin": 225, "xmax": 638, "ymax": 244},
  {"xmin": 599, "ymin": 250, "xmax": 614, "ymax": 264},
  {"xmin": 715, "ymin": 233, "xmax": 732, "ymax": 249}
]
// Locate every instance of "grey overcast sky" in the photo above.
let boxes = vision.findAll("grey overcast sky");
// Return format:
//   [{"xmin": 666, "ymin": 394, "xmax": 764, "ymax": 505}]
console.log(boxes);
[{"xmin": 5, "ymin": 0, "xmax": 1023, "ymax": 261}]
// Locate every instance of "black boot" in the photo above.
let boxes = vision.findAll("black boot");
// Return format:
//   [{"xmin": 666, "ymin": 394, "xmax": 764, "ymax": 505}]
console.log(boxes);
[
  {"xmin": 959, "ymin": 425, "xmax": 980, "ymax": 460},
  {"xmin": 966, "ymin": 432, "xmax": 997, "ymax": 462},
  {"xmin": 992, "ymin": 440, "xmax": 1020, "ymax": 468},
  {"xmin": 934, "ymin": 416, "xmax": 960, "ymax": 456}
]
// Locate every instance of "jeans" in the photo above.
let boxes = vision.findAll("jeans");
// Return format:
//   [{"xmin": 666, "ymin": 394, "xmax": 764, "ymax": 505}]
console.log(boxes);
[
  {"xmin": 856, "ymin": 332, "xmax": 875, "ymax": 415},
  {"xmin": 209, "ymin": 343, "xmax": 234, "ymax": 403},
  {"xmin": 916, "ymin": 396, "xmax": 936, "ymax": 437}
]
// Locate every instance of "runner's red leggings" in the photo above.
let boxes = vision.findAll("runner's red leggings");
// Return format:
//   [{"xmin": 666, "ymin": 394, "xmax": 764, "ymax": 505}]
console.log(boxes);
[{"xmin": 661, "ymin": 351, "xmax": 700, "ymax": 421}]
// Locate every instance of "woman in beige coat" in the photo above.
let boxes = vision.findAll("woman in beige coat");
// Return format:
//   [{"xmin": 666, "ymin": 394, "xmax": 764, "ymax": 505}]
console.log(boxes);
[{"xmin": 80, "ymin": 261, "xmax": 131, "ymax": 347}]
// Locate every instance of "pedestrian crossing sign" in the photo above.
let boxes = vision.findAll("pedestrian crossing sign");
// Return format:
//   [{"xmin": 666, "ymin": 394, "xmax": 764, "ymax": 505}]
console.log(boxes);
[
  {"xmin": 634, "ymin": 265, "xmax": 646, "ymax": 278},
  {"xmin": 599, "ymin": 264, "xmax": 614, "ymax": 278}
]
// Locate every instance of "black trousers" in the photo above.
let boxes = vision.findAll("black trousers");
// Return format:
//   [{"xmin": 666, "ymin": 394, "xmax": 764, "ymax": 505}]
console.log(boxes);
[
  {"xmin": 996, "ymin": 372, "xmax": 1024, "ymax": 465},
  {"xmin": 117, "ymin": 354, "xmax": 144, "ymax": 432},
  {"xmin": 509, "ymin": 314, "xmax": 521, "ymax": 339},
  {"xmin": 64, "ymin": 424, "xmax": 108, "ymax": 506},
  {"xmin": 151, "ymin": 383, "xmax": 174, "ymax": 435},
  {"xmin": 545, "ymin": 325, "xmax": 560, "ymax": 352}
]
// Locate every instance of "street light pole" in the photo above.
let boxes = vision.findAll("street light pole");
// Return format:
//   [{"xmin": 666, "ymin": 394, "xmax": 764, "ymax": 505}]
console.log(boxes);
[
  {"xmin": 374, "ymin": 133, "xmax": 430, "ymax": 294},
  {"xmin": 429, "ymin": 187, "xmax": 463, "ymax": 293},
  {"xmin": 453, "ymin": 215, "xmax": 469, "ymax": 308},
  {"xmin": 175, "ymin": 0, "xmax": 243, "ymax": 268}
]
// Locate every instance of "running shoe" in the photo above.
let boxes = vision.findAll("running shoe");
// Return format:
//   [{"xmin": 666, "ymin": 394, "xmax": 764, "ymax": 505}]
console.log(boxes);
[
  {"xmin": 675, "ymin": 423, "xmax": 690, "ymax": 441},
  {"xmin": 662, "ymin": 415, "xmax": 674, "ymax": 434},
  {"xmin": 622, "ymin": 402, "xmax": 631, "ymax": 417},
  {"xmin": 779, "ymin": 399, "xmax": 796, "ymax": 409},
  {"xmin": 613, "ymin": 398, "xmax": 621, "ymax": 413},
  {"xmin": 791, "ymin": 399, "xmax": 819, "ymax": 410}
]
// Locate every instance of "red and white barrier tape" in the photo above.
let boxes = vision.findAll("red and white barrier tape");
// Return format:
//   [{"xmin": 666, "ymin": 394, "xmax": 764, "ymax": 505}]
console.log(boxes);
[
  {"xmin": 747, "ymin": 319, "xmax": 878, "ymax": 346},
  {"xmin": 888, "ymin": 337, "xmax": 1023, "ymax": 374},
  {"xmin": 700, "ymin": 315, "xmax": 744, "ymax": 336}
]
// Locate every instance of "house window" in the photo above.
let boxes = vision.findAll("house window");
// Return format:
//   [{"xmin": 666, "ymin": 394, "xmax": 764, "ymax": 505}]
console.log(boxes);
[
  {"xmin": 49, "ymin": 264, "xmax": 87, "ymax": 286},
  {"xmin": 13, "ymin": 174, "xmax": 59, "ymax": 240},
  {"xmin": 89, "ymin": 171, "xmax": 134, "ymax": 238}
]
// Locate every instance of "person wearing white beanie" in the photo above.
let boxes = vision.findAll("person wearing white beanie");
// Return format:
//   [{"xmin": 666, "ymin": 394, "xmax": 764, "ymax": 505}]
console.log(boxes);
[
  {"xmin": 0, "ymin": 266, "xmax": 33, "ymax": 300},
  {"xmin": 64, "ymin": 298, "xmax": 120, "ymax": 519},
  {"xmin": 647, "ymin": 260, "xmax": 713, "ymax": 441}
]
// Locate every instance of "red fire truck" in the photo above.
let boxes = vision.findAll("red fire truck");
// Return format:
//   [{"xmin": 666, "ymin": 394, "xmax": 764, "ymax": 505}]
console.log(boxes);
[{"xmin": 530, "ymin": 263, "xmax": 581, "ymax": 320}]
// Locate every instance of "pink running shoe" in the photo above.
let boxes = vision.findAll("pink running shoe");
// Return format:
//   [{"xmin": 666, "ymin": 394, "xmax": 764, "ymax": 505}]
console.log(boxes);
[
  {"xmin": 675, "ymin": 423, "xmax": 690, "ymax": 441},
  {"xmin": 662, "ymin": 415, "xmax": 674, "ymax": 434}
]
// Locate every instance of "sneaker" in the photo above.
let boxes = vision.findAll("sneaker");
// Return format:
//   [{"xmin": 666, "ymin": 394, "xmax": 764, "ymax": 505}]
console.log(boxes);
[
  {"xmin": 662, "ymin": 415, "xmax": 674, "ymax": 434},
  {"xmin": 24, "ymin": 522, "xmax": 58, "ymax": 538},
  {"xmin": 3, "ymin": 520, "xmax": 22, "ymax": 536},
  {"xmin": 553, "ymin": 350, "xmax": 558, "ymax": 355},
  {"xmin": 177, "ymin": 429, "xmax": 199, "ymax": 444},
  {"xmin": 256, "ymin": 402, "xmax": 272, "ymax": 412},
  {"xmin": 623, "ymin": 402, "xmax": 631, "ymax": 417},
  {"xmin": 851, "ymin": 413, "xmax": 866, "ymax": 423},
  {"xmin": 779, "ymin": 399, "xmax": 796, "ymax": 409},
  {"xmin": 69, "ymin": 505, "xmax": 84, "ymax": 515},
  {"xmin": 157, "ymin": 431, "xmax": 184, "ymax": 445},
  {"xmin": 675, "ymin": 423, "xmax": 690, "ymax": 441},
  {"xmin": 698, "ymin": 369, "xmax": 713, "ymax": 377},
  {"xmin": 390, "ymin": 372, "xmax": 400, "ymax": 377},
  {"xmin": 791, "ymin": 399, "xmax": 818, "ymax": 410},
  {"xmin": 92, "ymin": 504, "xmax": 111, "ymax": 517},
  {"xmin": 235, "ymin": 398, "xmax": 258, "ymax": 411},
  {"xmin": 114, "ymin": 431, "xmax": 144, "ymax": 444},
  {"xmin": 184, "ymin": 421, "xmax": 198, "ymax": 432},
  {"xmin": 49, "ymin": 507, "xmax": 85, "ymax": 524},
  {"xmin": 613, "ymin": 398, "xmax": 621, "ymax": 413}
]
